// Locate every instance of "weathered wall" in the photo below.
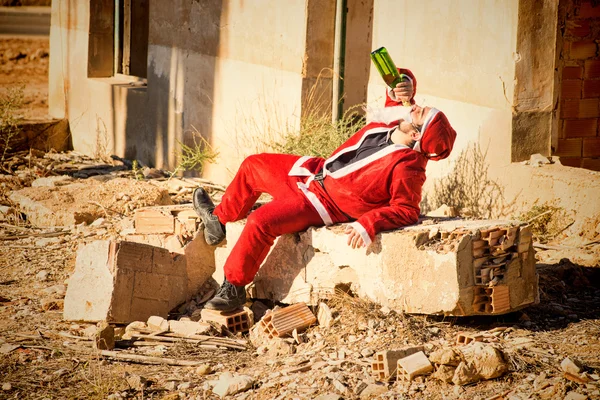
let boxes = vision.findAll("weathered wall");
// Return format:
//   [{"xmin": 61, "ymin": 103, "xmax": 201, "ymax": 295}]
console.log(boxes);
[
  {"xmin": 49, "ymin": 0, "xmax": 150, "ymax": 162},
  {"xmin": 366, "ymin": 0, "xmax": 520, "ymax": 185},
  {"xmin": 49, "ymin": 0, "xmax": 327, "ymax": 184}
]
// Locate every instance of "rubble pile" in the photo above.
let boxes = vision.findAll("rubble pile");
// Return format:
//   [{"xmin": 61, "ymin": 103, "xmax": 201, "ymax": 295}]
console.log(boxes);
[{"xmin": 0, "ymin": 150, "xmax": 599, "ymax": 399}]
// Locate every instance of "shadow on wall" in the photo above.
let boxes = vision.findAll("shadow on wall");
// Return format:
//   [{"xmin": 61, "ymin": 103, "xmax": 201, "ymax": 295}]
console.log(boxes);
[
  {"xmin": 114, "ymin": 0, "xmax": 224, "ymax": 171},
  {"xmin": 421, "ymin": 142, "xmax": 517, "ymax": 219}
]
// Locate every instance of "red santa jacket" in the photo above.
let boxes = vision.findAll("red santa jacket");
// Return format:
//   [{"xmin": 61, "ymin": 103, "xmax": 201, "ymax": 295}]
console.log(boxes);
[{"xmin": 288, "ymin": 122, "xmax": 428, "ymax": 247}]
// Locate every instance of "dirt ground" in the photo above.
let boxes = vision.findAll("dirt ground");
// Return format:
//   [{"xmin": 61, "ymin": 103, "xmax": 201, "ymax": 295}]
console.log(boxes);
[
  {"xmin": 0, "ymin": 151, "xmax": 598, "ymax": 400},
  {"xmin": 0, "ymin": 37, "xmax": 49, "ymax": 120},
  {"xmin": 1, "ymin": 35, "xmax": 599, "ymax": 400}
]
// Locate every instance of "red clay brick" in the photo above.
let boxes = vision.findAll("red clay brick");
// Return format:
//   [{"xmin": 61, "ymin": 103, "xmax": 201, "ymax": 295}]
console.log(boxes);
[
  {"xmin": 567, "ymin": 19, "xmax": 591, "ymax": 37},
  {"xmin": 561, "ymin": 100, "xmax": 580, "ymax": 118},
  {"xmin": 583, "ymin": 79, "xmax": 600, "ymax": 98},
  {"xmin": 579, "ymin": 1, "xmax": 600, "ymax": 18},
  {"xmin": 569, "ymin": 41, "xmax": 597, "ymax": 59},
  {"xmin": 562, "ymin": 79, "xmax": 582, "ymax": 99},
  {"xmin": 585, "ymin": 60, "xmax": 600, "ymax": 79},
  {"xmin": 563, "ymin": 66, "xmax": 584, "ymax": 80},
  {"xmin": 583, "ymin": 137, "xmax": 600, "ymax": 157},
  {"xmin": 558, "ymin": 157, "xmax": 582, "ymax": 168},
  {"xmin": 582, "ymin": 157, "xmax": 600, "ymax": 171},
  {"xmin": 556, "ymin": 138, "xmax": 583, "ymax": 157},
  {"xmin": 563, "ymin": 118, "xmax": 598, "ymax": 138},
  {"xmin": 565, "ymin": 99, "xmax": 600, "ymax": 118},
  {"xmin": 580, "ymin": 98, "xmax": 600, "ymax": 118}
]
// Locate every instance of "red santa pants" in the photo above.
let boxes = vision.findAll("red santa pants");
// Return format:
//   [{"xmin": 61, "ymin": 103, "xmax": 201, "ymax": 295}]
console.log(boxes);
[{"xmin": 213, "ymin": 154, "xmax": 324, "ymax": 286}]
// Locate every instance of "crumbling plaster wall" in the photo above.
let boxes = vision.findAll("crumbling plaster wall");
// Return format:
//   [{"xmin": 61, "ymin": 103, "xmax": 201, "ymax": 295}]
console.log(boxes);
[{"xmin": 367, "ymin": 0, "xmax": 520, "ymax": 187}]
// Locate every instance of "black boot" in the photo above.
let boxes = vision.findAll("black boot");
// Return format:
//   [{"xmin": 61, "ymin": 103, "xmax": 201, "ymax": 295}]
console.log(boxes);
[
  {"xmin": 193, "ymin": 187, "xmax": 226, "ymax": 246},
  {"xmin": 204, "ymin": 278, "xmax": 246, "ymax": 312}
]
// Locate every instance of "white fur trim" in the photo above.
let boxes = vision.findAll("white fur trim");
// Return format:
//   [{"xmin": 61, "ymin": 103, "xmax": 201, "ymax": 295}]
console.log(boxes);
[
  {"xmin": 288, "ymin": 155, "xmax": 313, "ymax": 176},
  {"xmin": 297, "ymin": 182, "xmax": 333, "ymax": 225},
  {"xmin": 366, "ymin": 105, "xmax": 412, "ymax": 124},
  {"xmin": 323, "ymin": 126, "xmax": 411, "ymax": 178},
  {"xmin": 349, "ymin": 221, "xmax": 372, "ymax": 247}
]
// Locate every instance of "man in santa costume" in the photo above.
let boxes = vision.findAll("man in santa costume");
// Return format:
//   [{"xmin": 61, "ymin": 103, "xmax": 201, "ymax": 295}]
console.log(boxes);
[{"xmin": 193, "ymin": 69, "xmax": 457, "ymax": 311}]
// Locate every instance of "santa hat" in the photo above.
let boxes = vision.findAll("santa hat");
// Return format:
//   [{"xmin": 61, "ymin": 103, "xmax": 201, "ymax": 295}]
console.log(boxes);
[{"xmin": 413, "ymin": 108, "xmax": 456, "ymax": 161}]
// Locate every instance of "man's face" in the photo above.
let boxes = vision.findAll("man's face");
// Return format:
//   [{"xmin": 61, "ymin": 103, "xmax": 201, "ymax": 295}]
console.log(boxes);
[{"xmin": 399, "ymin": 105, "xmax": 430, "ymax": 138}]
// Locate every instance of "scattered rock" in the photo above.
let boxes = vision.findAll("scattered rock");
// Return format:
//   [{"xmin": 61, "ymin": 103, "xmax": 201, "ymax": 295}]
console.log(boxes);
[
  {"xmin": 461, "ymin": 343, "xmax": 508, "ymax": 380},
  {"xmin": 36, "ymin": 270, "xmax": 49, "ymax": 281},
  {"xmin": 564, "ymin": 392, "xmax": 587, "ymax": 400},
  {"xmin": 452, "ymin": 362, "xmax": 480, "ymax": 386},
  {"xmin": 315, "ymin": 394, "xmax": 342, "ymax": 400},
  {"xmin": 561, "ymin": 357, "xmax": 583, "ymax": 375},
  {"xmin": 196, "ymin": 364, "xmax": 213, "ymax": 376},
  {"xmin": 125, "ymin": 373, "xmax": 148, "ymax": 390},
  {"xmin": 168, "ymin": 320, "xmax": 211, "ymax": 336},
  {"xmin": 211, "ymin": 372, "xmax": 254, "ymax": 397},
  {"xmin": 147, "ymin": 316, "xmax": 169, "ymax": 332},
  {"xmin": 429, "ymin": 348, "xmax": 462, "ymax": 366},
  {"xmin": 431, "ymin": 365, "xmax": 456, "ymax": 383},
  {"xmin": 94, "ymin": 321, "xmax": 115, "ymax": 350},
  {"xmin": 2, "ymin": 383, "xmax": 12, "ymax": 391},
  {"xmin": 358, "ymin": 383, "xmax": 387, "ymax": 398}
]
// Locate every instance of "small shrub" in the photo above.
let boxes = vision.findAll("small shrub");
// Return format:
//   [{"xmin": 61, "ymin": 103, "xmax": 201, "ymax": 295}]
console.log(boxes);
[
  {"xmin": 0, "ymin": 84, "xmax": 25, "ymax": 165},
  {"xmin": 171, "ymin": 126, "xmax": 219, "ymax": 177},
  {"xmin": 424, "ymin": 142, "xmax": 514, "ymax": 219}
]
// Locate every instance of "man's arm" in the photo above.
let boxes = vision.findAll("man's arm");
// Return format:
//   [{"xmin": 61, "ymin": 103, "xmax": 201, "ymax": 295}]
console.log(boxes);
[{"xmin": 346, "ymin": 169, "xmax": 425, "ymax": 248}]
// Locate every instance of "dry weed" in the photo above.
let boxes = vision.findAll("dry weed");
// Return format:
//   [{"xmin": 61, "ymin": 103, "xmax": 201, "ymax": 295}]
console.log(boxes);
[
  {"xmin": 423, "ymin": 142, "xmax": 515, "ymax": 219},
  {"xmin": 516, "ymin": 203, "xmax": 573, "ymax": 243}
]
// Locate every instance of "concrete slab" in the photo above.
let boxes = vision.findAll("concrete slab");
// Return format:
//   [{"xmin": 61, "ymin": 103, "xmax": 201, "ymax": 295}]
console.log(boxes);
[
  {"xmin": 64, "ymin": 240, "xmax": 188, "ymax": 323},
  {"xmin": 219, "ymin": 218, "xmax": 538, "ymax": 316}
]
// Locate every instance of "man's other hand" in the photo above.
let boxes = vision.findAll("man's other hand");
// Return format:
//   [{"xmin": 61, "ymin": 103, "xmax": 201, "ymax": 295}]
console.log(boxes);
[
  {"xmin": 392, "ymin": 79, "xmax": 413, "ymax": 103},
  {"xmin": 345, "ymin": 225, "xmax": 366, "ymax": 249}
]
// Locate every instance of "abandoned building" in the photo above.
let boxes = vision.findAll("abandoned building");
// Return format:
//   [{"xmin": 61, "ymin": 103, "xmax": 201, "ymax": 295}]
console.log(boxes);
[{"xmin": 48, "ymin": 0, "xmax": 600, "ymax": 184}]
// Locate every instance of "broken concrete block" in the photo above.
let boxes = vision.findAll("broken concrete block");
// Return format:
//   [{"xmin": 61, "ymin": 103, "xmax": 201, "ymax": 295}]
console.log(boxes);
[
  {"xmin": 147, "ymin": 316, "xmax": 169, "ymax": 332},
  {"xmin": 93, "ymin": 321, "xmax": 115, "ymax": 350},
  {"xmin": 221, "ymin": 219, "xmax": 538, "ymax": 316},
  {"xmin": 317, "ymin": 302, "xmax": 337, "ymax": 329},
  {"xmin": 258, "ymin": 303, "xmax": 316, "ymax": 339},
  {"xmin": 431, "ymin": 365, "xmax": 456, "ymax": 383},
  {"xmin": 371, "ymin": 347, "xmax": 423, "ymax": 381},
  {"xmin": 63, "ymin": 240, "xmax": 187, "ymax": 323},
  {"xmin": 428, "ymin": 348, "xmax": 463, "ymax": 366},
  {"xmin": 200, "ymin": 308, "xmax": 250, "ymax": 334},
  {"xmin": 127, "ymin": 205, "xmax": 215, "ymax": 299},
  {"xmin": 461, "ymin": 342, "xmax": 508, "ymax": 380},
  {"xmin": 397, "ymin": 351, "xmax": 433, "ymax": 380},
  {"xmin": 452, "ymin": 361, "xmax": 480, "ymax": 386},
  {"xmin": 168, "ymin": 320, "xmax": 212, "ymax": 336}
]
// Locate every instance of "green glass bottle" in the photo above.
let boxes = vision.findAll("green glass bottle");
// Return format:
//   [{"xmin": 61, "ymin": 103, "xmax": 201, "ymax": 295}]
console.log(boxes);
[{"xmin": 370, "ymin": 47, "xmax": 410, "ymax": 106}]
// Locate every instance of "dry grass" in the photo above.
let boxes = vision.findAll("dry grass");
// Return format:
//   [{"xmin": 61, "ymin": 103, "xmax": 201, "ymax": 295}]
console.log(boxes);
[
  {"xmin": 422, "ymin": 142, "xmax": 515, "ymax": 219},
  {"xmin": 516, "ymin": 203, "xmax": 573, "ymax": 244}
]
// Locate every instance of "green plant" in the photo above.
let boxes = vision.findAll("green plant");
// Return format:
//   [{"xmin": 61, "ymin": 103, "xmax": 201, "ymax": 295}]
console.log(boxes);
[
  {"xmin": 423, "ymin": 142, "xmax": 514, "ymax": 219},
  {"xmin": 0, "ymin": 84, "xmax": 25, "ymax": 165},
  {"xmin": 171, "ymin": 126, "xmax": 219, "ymax": 177},
  {"xmin": 131, "ymin": 159, "xmax": 144, "ymax": 180}
]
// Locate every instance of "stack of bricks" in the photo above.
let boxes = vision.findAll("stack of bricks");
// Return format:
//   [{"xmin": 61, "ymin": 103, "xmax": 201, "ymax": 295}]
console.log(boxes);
[
  {"xmin": 471, "ymin": 225, "xmax": 532, "ymax": 314},
  {"xmin": 557, "ymin": 0, "xmax": 600, "ymax": 171}
]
